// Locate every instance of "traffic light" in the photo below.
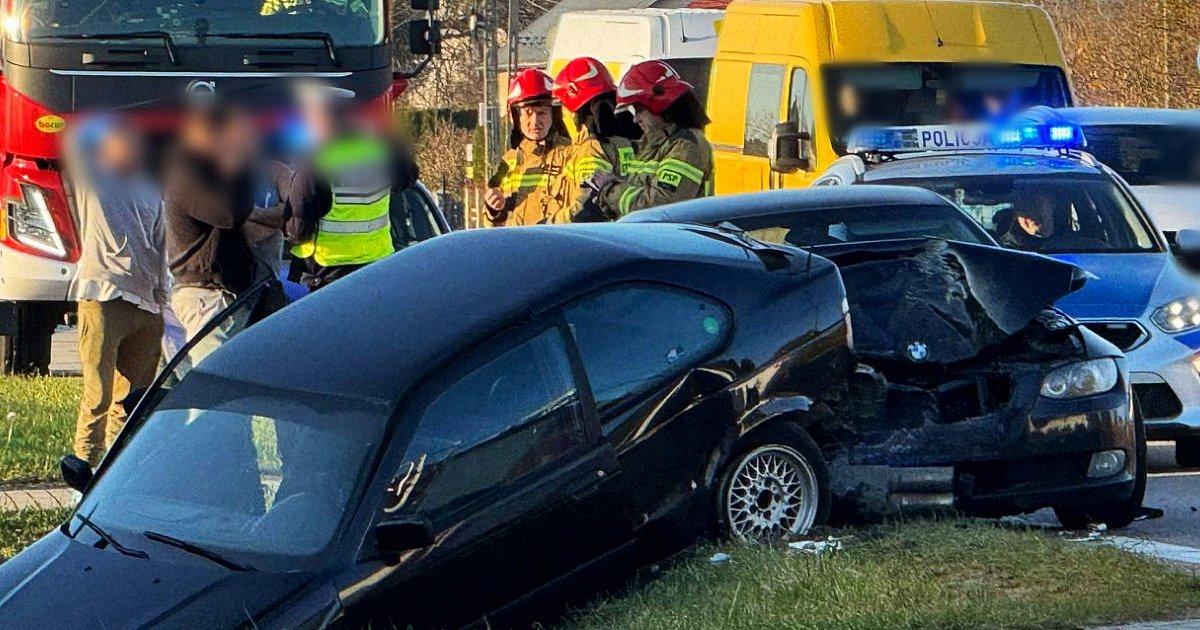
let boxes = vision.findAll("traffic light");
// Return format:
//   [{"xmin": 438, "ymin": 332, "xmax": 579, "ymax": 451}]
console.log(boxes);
[
  {"xmin": 411, "ymin": 0, "xmax": 439, "ymax": 10},
  {"xmin": 409, "ymin": 19, "xmax": 442, "ymax": 56}
]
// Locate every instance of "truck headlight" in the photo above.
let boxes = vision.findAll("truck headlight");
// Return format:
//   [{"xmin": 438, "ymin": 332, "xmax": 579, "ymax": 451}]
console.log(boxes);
[
  {"xmin": 1040, "ymin": 359, "xmax": 1119, "ymax": 400},
  {"xmin": 1151, "ymin": 296, "xmax": 1200, "ymax": 333},
  {"xmin": 7, "ymin": 183, "xmax": 66, "ymax": 258}
]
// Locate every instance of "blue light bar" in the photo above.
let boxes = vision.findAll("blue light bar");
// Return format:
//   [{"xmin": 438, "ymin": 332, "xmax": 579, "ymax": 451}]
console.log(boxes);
[{"xmin": 847, "ymin": 123, "xmax": 1087, "ymax": 155}]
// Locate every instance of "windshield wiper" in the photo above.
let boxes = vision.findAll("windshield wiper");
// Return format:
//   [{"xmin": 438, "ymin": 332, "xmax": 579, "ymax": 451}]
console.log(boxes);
[
  {"xmin": 33, "ymin": 31, "xmax": 179, "ymax": 65},
  {"xmin": 72, "ymin": 510, "xmax": 148, "ymax": 559},
  {"xmin": 143, "ymin": 530, "xmax": 255, "ymax": 572},
  {"xmin": 207, "ymin": 32, "xmax": 338, "ymax": 65}
]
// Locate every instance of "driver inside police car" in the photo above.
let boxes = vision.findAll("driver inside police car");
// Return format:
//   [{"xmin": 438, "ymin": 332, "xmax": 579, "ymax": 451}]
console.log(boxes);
[{"xmin": 998, "ymin": 196, "xmax": 1057, "ymax": 250}]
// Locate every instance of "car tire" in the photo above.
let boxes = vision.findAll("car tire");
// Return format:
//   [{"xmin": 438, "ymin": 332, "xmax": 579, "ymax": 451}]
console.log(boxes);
[
  {"xmin": 1054, "ymin": 402, "xmax": 1147, "ymax": 530},
  {"xmin": 1175, "ymin": 438, "xmax": 1200, "ymax": 469},
  {"xmin": 717, "ymin": 424, "xmax": 830, "ymax": 542}
]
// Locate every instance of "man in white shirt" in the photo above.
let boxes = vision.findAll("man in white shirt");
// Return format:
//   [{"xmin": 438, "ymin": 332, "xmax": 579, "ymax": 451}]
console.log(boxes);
[{"xmin": 67, "ymin": 117, "xmax": 167, "ymax": 467}]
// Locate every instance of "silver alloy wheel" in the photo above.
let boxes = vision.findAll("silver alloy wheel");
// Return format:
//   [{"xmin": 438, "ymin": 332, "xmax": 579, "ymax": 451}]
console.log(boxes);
[{"xmin": 724, "ymin": 444, "xmax": 820, "ymax": 541}]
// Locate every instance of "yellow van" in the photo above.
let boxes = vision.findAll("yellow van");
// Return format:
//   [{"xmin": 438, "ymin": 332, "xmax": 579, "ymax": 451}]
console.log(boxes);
[{"xmin": 707, "ymin": 0, "xmax": 1075, "ymax": 194}]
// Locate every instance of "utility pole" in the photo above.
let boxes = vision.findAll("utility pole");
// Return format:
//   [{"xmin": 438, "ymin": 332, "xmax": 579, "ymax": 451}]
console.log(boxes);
[
  {"xmin": 507, "ymin": 0, "xmax": 519, "ymax": 75},
  {"xmin": 482, "ymin": 0, "xmax": 501, "ymax": 174}
]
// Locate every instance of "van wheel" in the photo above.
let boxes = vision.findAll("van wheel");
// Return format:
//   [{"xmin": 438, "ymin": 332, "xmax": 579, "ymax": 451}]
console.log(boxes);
[
  {"xmin": 718, "ymin": 426, "xmax": 829, "ymax": 542},
  {"xmin": 1055, "ymin": 403, "xmax": 1147, "ymax": 530}
]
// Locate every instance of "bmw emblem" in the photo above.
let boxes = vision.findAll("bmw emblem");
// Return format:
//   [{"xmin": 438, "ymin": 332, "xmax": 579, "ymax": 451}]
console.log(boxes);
[{"xmin": 907, "ymin": 341, "xmax": 928, "ymax": 362}]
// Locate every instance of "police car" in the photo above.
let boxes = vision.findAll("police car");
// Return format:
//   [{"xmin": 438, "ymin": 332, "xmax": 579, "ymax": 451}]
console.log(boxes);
[{"xmin": 815, "ymin": 122, "xmax": 1200, "ymax": 468}]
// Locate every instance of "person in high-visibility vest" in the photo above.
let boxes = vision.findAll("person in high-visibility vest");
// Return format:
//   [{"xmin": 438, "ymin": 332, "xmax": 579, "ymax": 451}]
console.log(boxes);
[
  {"xmin": 587, "ymin": 60, "xmax": 714, "ymax": 218},
  {"xmin": 548, "ymin": 57, "xmax": 640, "ymax": 223},
  {"xmin": 483, "ymin": 68, "xmax": 573, "ymax": 227},
  {"xmin": 285, "ymin": 84, "xmax": 418, "ymax": 290}
]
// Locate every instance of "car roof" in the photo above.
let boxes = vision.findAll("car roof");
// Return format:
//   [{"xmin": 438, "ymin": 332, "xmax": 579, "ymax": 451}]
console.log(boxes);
[
  {"xmin": 1029, "ymin": 106, "xmax": 1200, "ymax": 128},
  {"xmin": 861, "ymin": 151, "xmax": 1107, "ymax": 180},
  {"xmin": 196, "ymin": 223, "xmax": 806, "ymax": 403},
  {"xmin": 621, "ymin": 185, "xmax": 956, "ymax": 225}
]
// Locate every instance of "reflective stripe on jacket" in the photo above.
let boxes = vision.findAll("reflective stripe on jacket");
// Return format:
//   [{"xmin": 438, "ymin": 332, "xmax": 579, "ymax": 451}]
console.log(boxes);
[
  {"xmin": 291, "ymin": 135, "xmax": 395, "ymax": 267},
  {"xmin": 548, "ymin": 128, "xmax": 635, "ymax": 224},
  {"xmin": 600, "ymin": 123, "xmax": 713, "ymax": 217},
  {"xmin": 486, "ymin": 135, "xmax": 574, "ymax": 227}
]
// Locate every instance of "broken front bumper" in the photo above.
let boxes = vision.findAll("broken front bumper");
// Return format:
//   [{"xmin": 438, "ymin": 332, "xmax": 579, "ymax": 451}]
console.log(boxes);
[{"xmin": 829, "ymin": 362, "xmax": 1136, "ymax": 520}]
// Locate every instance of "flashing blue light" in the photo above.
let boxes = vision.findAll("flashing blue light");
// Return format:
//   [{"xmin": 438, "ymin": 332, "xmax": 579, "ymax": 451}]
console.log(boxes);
[
  {"xmin": 1048, "ymin": 125, "xmax": 1076, "ymax": 142},
  {"xmin": 996, "ymin": 129, "xmax": 1023, "ymax": 146}
]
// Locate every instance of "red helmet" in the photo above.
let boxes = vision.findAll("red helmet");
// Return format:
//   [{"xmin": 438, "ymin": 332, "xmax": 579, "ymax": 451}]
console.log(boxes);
[
  {"xmin": 552, "ymin": 57, "xmax": 617, "ymax": 113},
  {"xmin": 507, "ymin": 68, "xmax": 555, "ymax": 108},
  {"xmin": 615, "ymin": 60, "xmax": 693, "ymax": 115}
]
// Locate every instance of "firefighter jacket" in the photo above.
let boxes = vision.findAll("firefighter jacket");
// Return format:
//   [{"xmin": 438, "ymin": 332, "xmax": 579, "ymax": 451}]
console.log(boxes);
[
  {"xmin": 485, "ymin": 135, "xmax": 574, "ymax": 227},
  {"xmin": 598, "ymin": 122, "xmax": 713, "ymax": 217},
  {"xmin": 546, "ymin": 127, "xmax": 635, "ymax": 224}
]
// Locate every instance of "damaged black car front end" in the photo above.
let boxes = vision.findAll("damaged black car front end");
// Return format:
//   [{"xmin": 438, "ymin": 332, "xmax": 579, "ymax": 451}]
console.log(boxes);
[
  {"xmin": 625, "ymin": 186, "xmax": 1142, "ymax": 527},
  {"xmin": 820, "ymin": 238, "xmax": 1138, "ymax": 526}
]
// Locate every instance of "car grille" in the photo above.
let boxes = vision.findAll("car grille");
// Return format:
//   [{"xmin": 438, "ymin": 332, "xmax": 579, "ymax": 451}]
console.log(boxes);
[
  {"xmin": 1134, "ymin": 383, "xmax": 1184, "ymax": 420},
  {"xmin": 1081, "ymin": 321, "xmax": 1149, "ymax": 352}
]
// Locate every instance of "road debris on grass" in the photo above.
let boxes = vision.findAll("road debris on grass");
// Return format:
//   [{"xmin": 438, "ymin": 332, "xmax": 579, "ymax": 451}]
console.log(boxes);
[{"xmin": 787, "ymin": 536, "xmax": 846, "ymax": 555}]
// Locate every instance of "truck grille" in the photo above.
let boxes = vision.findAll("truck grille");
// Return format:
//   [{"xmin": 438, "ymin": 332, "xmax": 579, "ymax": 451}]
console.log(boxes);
[
  {"xmin": 1081, "ymin": 321, "xmax": 1149, "ymax": 351},
  {"xmin": 1134, "ymin": 383, "xmax": 1183, "ymax": 420}
]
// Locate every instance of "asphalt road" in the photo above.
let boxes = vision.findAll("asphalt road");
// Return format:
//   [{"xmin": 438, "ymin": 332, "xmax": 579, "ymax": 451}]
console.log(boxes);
[{"xmin": 1124, "ymin": 442, "xmax": 1200, "ymax": 547}]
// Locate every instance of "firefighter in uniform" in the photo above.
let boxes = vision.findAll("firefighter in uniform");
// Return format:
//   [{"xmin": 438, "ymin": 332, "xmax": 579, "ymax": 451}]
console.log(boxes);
[
  {"xmin": 484, "ymin": 68, "xmax": 573, "ymax": 227},
  {"xmin": 588, "ymin": 60, "xmax": 713, "ymax": 218},
  {"xmin": 286, "ymin": 85, "xmax": 403, "ymax": 290},
  {"xmin": 548, "ymin": 57, "xmax": 639, "ymax": 223}
]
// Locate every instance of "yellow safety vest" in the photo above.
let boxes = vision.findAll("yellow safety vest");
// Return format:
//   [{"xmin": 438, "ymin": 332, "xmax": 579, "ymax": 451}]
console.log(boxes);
[{"xmin": 292, "ymin": 136, "xmax": 395, "ymax": 267}]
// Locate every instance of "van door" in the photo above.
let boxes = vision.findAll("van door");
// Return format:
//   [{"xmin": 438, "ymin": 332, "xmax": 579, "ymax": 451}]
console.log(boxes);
[
  {"xmin": 741, "ymin": 63, "xmax": 787, "ymax": 193},
  {"xmin": 778, "ymin": 65, "xmax": 819, "ymax": 189}
]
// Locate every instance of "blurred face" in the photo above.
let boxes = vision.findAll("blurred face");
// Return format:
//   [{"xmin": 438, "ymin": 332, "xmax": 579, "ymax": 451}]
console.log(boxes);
[
  {"xmin": 632, "ymin": 104, "xmax": 666, "ymax": 134},
  {"xmin": 517, "ymin": 102, "xmax": 552, "ymax": 141},
  {"xmin": 1016, "ymin": 203, "xmax": 1055, "ymax": 238},
  {"xmin": 216, "ymin": 108, "xmax": 259, "ymax": 174},
  {"xmin": 96, "ymin": 125, "xmax": 142, "ymax": 176}
]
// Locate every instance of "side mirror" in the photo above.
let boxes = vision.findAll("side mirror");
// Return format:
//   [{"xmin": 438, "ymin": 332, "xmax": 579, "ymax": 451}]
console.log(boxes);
[
  {"xmin": 768, "ymin": 121, "xmax": 811, "ymax": 174},
  {"xmin": 1173, "ymin": 229, "xmax": 1200, "ymax": 274},
  {"xmin": 60, "ymin": 455, "xmax": 93, "ymax": 493},
  {"xmin": 375, "ymin": 516, "xmax": 434, "ymax": 555},
  {"xmin": 1176, "ymin": 229, "xmax": 1200, "ymax": 253}
]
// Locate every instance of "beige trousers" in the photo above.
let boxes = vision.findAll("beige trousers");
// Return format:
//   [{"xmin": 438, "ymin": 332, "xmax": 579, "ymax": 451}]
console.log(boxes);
[{"xmin": 74, "ymin": 299, "xmax": 164, "ymax": 467}]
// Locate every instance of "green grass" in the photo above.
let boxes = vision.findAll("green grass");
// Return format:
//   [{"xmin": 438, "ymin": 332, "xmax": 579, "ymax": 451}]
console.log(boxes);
[
  {"xmin": 564, "ymin": 521, "xmax": 1200, "ymax": 630},
  {"xmin": 0, "ymin": 376, "xmax": 80, "ymax": 485},
  {"xmin": 0, "ymin": 508, "xmax": 69, "ymax": 563}
]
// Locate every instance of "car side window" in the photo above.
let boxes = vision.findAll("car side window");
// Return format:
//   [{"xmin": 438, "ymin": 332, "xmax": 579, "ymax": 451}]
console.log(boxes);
[
  {"xmin": 563, "ymin": 284, "xmax": 732, "ymax": 416},
  {"xmin": 743, "ymin": 64, "xmax": 786, "ymax": 157},
  {"xmin": 788, "ymin": 68, "xmax": 815, "ymax": 142},
  {"xmin": 399, "ymin": 326, "xmax": 588, "ymax": 515}
]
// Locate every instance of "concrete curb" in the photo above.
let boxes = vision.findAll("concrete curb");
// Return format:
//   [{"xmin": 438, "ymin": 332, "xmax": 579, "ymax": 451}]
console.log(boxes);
[{"xmin": 0, "ymin": 486, "xmax": 74, "ymax": 511}]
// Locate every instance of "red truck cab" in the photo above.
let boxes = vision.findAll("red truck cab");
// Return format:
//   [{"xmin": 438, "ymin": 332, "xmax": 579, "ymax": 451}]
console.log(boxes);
[{"xmin": 0, "ymin": 0, "xmax": 405, "ymax": 372}]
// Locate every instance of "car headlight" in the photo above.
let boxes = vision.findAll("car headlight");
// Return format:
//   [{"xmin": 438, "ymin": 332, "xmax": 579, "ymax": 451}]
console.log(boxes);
[
  {"xmin": 1151, "ymin": 296, "xmax": 1200, "ymax": 333},
  {"xmin": 1040, "ymin": 358, "xmax": 1119, "ymax": 400}
]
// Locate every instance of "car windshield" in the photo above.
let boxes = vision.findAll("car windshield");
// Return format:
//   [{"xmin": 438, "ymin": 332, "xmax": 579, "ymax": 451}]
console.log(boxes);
[
  {"xmin": 876, "ymin": 174, "xmax": 1160, "ymax": 254},
  {"xmin": 75, "ymin": 370, "xmax": 388, "ymax": 570},
  {"xmin": 727, "ymin": 204, "xmax": 993, "ymax": 248},
  {"xmin": 823, "ymin": 64, "xmax": 1070, "ymax": 154},
  {"xmin": 1081, "ymin": 125, "xmax": 1200, "ymax": 186},
  {"xmin": 13, "ymin": 0, "xmax": 384, "ymax": 46}
]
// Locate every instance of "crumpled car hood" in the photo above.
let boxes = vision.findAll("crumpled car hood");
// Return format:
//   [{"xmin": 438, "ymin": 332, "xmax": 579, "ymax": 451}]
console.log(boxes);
[
  {"xmin": 0, "ymin": 530, "xmax": 321, "ymax": 629},
  {"xmin": 816, "ymin": 238, "xmax": 1085, "ymax": 364}
]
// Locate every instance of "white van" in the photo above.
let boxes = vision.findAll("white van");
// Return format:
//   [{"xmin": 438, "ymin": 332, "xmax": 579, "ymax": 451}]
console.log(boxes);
[{"xmin": 546, "ymin": 8, "xmax": 723, "ymax": 101}]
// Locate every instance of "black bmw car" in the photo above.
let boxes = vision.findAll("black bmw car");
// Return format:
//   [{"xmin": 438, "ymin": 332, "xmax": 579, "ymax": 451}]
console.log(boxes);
[
  {"xmin": 2, "ymin": 222, "xmax": 858, "ymax": 629},
  {"xmin": 624, "ymin": 186, "xmax": 1144, "ymax": 528}
]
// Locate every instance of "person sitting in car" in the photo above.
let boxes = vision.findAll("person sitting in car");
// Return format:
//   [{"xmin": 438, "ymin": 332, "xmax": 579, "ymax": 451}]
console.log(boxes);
[{"xmin": 997, "ymin": 197, "xmax": 1057, "ymax": 251}]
